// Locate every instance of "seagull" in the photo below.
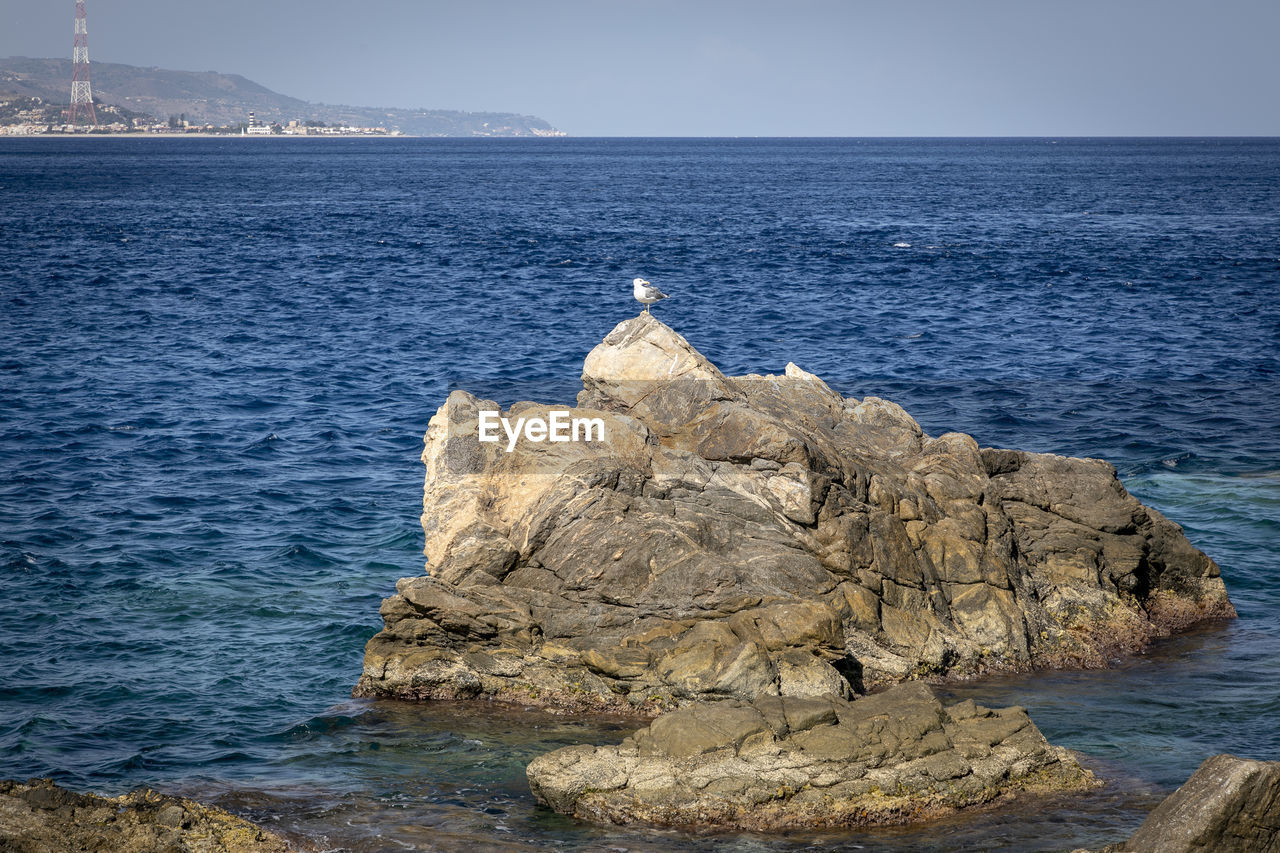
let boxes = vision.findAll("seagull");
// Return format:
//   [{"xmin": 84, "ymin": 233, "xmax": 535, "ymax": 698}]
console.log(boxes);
[{"xmin": 632, "ymin": 277, "xmax": 669, "ymax": 313}]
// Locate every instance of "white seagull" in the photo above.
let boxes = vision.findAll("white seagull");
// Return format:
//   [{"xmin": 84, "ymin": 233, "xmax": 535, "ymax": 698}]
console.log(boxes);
[{"xmin": 632, "ymin": 277, "xmax": 669, "ymax": 313}]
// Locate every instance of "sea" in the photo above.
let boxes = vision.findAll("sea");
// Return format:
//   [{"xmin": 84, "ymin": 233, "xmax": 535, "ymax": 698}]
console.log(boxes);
[{"xmin": 1, "ymin": 137, "xmax": 1277, "ymax": 852}]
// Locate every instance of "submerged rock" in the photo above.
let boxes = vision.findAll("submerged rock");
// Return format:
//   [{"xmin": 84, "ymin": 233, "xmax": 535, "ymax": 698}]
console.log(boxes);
[
  {"xmin": 355, "ymin": 314, "xmax": 1234, "ymax": 712},
  {"xmin": 526, "ymin": 681, "xmax": 1097, "ymax": 830},
  {"xmin": 1102, "ymin": 754, "xmax": 1280, "ymax": 853},
  {"xmin": 0, "ymin": 778, "xmax": 299, "ymax": 852}
]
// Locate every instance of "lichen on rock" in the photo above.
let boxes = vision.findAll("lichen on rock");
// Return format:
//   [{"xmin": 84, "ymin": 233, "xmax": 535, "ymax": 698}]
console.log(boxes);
[{"xmin": 354, "ymin": 314, "xmax": 1234, "ymax": 712}]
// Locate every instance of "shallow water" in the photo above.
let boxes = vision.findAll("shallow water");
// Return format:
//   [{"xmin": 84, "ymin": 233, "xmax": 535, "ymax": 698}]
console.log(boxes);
[{"xmin": 1, "ymin": 137, "xmax": 1278, "ymax": 851}]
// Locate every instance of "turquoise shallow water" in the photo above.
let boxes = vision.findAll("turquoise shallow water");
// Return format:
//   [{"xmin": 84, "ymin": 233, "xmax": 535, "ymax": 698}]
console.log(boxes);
[{"xmin": 1, "ymin": 137, "xmax": 1278, "ymax": 851}]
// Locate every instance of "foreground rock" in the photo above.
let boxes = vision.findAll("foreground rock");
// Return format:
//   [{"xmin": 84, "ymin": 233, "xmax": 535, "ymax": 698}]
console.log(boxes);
[
  {"xmin": 1101, "ymin": 754, "xmax": 1280, "ymax": 852},
  {"xmin": 356, "ymin": 314, "xmax": 1234, "ymax": 712},
  {"xmin": 0, "ymin": 778, "xmax": 298, "ymax": 852},
  {"xmin": 527, "ymin": 681, "xmax": 1096, "ymax": 830}
]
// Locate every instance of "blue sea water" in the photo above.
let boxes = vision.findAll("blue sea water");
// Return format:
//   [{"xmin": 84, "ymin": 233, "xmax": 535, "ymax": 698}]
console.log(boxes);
[{"xmin": 1, "ymin": 137, "xmax": 1278, "ymax": 852}]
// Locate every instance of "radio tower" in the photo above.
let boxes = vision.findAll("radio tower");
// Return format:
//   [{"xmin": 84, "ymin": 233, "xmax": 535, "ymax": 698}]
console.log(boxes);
[{"xmin": 68, "ymin": 0, "xmax": 98, "ymax": 127}]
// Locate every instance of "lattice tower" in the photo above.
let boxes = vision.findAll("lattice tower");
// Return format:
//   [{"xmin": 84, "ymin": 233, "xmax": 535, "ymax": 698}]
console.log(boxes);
[{"xmin": 68, "ymin": 0, "xmax": 98, "ymax": 126}]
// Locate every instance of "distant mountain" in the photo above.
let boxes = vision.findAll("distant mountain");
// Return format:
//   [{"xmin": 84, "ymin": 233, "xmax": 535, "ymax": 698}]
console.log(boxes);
[{"xmin": 0, "ymin": 57, "xmax": 563, "ymax": 136}]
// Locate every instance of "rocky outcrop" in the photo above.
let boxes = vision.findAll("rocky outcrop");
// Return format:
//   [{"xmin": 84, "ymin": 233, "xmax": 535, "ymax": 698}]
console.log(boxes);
[
  {"xmin": 355, "ymin": 314, "xmax": 1234, "ymax": 713},
  {"xmin": 527, "ymin": 681, "xmax": 1097, "ymax": 830},
  {"xmin": 1102, "ymin": 754, "xmax": 1280, "ymax": 853},
  {"xmin": 0, "ymin": 778, "xmax": 299, "ymax": 853}
]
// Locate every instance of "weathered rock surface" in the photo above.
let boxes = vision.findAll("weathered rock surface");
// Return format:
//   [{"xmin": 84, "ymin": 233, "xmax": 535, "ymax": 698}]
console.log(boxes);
[
  {"xmin": 526, "ymin": 681, "xmax": 1096, "ymax": 829},
  {"xmin": 0, "ymin": 778, "xmax": 299, "ymax": 853},
  {"xmin": 355, "ymin": 314, "xmax": 1234, "ymax": 712},
  {"xmin": 1101, "ymin": 754, "xmax": 1280, "ymax": 853}
]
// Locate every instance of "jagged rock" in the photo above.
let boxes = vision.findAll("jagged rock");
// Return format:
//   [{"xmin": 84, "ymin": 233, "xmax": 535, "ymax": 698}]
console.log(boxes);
[
  {"xmin": 1101, "ymin": 754, "xmax": 1280, "ymax": 852},
  {"xmin": 526, "ymin": 682, "xmax": 1097, "ymax": 830},
  {"xmin": 354, "ymin": 314, "xmax": 1234, "ymax": 712},
  {"xmin": 0, "ymin": 778, "xmax": 300, "ymax": 852}
]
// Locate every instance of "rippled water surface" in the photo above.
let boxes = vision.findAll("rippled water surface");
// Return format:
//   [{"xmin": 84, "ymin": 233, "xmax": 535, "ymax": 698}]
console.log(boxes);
[{"xmin": 1, "ymin": 138, "xmax": 1278, "ymax": 852}]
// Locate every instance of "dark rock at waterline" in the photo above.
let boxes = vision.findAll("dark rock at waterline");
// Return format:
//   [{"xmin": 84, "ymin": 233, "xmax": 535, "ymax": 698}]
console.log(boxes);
[
  {"xmin": 1100, "ymin": 754, "xmax": 1280, "ymax": 853},
  {"xmin": 0, "ymin": 777, "xmax": 299, "ymax": 852},
  {"xmin": 355, "ymin": 314, "xmax": 1235, "ymax": 713},
  {"xmin": 526, "ymin": 681, "xmax": 1098, "ymax": 830}
]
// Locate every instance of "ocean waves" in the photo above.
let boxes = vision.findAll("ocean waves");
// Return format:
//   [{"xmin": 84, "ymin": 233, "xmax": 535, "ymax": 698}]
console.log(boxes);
[{"xmin": 1, "ymin": 137, "xmax": 1277, "ymax": 851}]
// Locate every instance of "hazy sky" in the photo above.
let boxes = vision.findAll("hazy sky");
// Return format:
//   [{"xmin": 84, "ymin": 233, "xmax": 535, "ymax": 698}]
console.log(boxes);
[{"xmin": 4, "ymin": 0, "xmax": 1278, "ymax": 136}]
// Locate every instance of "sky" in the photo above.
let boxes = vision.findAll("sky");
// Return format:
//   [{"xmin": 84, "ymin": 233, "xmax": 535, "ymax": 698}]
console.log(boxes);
[{"xmin": 3, "ymin": 0, "xmax": 1279, "ymax": 136}]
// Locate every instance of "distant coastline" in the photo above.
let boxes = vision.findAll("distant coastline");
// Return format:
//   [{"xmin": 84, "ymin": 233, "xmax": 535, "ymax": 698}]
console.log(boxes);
[
  {"xmin": 0, "ymin": 132, "xmax": 568, "ymax": 140},
  {"xmin": 0, "ymin": 56, "xmax": 565, "ymax": 138}
]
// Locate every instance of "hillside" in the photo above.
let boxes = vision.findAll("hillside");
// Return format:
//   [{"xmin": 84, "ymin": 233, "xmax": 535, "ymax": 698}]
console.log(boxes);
[{"xmin": 0, "ymin": 57, "xmax": 563, "ymax": 136}]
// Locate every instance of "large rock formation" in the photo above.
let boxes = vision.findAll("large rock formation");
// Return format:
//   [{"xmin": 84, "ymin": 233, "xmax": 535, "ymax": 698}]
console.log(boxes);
[
  {"xmin": 355, "ymin": 315, "xmax": 1234, "ymax": 712},
  {"xmin": 1102, "ymin": 754, "xmax": 1280, "ymax": 853},
  {"xmin": 0, "ymin": 778, "xmax": 300, "ymax": 853},
  {"xmin": 527, "ymin": 681, "xmax": 1097, "ymax": 830}
]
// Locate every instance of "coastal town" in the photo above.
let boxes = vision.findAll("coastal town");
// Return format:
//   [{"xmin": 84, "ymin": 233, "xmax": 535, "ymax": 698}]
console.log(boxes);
[
  {"xmin": 0, "ymin": 98, "xmax": 405, "ymax": 136},
  {"xmin": 0, "ymin": 88, "xmax": 566, "ymax": 138}
]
